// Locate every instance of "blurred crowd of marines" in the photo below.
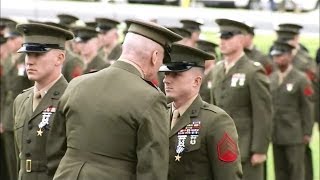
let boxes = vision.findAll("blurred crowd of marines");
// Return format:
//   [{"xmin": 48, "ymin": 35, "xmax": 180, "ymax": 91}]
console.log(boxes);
[{"xmin": 0, "ymin": 13, "xmax": 319, "ymax": 180}]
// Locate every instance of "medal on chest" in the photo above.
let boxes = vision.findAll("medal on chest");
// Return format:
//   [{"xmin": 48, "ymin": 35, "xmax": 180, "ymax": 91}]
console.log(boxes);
[
  {"xmin": 175, "ymin": 121, "xmax": 201, "ymax": 162},
  {"xmin": 37, "ymin": 106, "xmax": 56, "ymax": 136},
  {"xmin": 286, "ymin": 83, "xmax": 293, "ymax": 92},
  {"xmin": 231, "ymin": 73, "xmax": 246, "ymax": 87}
]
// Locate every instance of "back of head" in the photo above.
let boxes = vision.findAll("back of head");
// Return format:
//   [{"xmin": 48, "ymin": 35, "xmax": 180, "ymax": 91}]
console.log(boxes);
[{"xmin": 122, "ymin": 19, "xmax": 182, "ymax": 63}]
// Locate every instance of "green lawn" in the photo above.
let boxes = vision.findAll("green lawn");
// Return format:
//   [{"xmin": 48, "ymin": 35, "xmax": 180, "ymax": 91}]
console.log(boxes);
[{"xmin": 202, "ymin": 31, "xmax": 320, "ymax": 180}]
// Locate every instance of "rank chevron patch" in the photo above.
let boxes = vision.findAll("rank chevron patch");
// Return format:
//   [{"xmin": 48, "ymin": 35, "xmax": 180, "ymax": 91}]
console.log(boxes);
[{"xmin": 217, "ymin": 132, "xmax": 238, "ymax": 163}]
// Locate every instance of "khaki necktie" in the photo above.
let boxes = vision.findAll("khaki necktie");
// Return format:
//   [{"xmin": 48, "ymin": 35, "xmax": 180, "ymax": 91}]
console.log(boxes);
[
  {"xmin": 171, "ymin": 109, "xmax": 180, "ymax": 129},
  {"xmin": 278, "ymin": 73, "xmax": 284, "ymax": 85},
  {"xmin": 33, "ymin": 91, "xmax": 42, "ymax": 111}
]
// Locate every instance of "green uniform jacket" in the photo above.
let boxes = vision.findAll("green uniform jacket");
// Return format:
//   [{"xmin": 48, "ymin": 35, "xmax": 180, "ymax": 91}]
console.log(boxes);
[
  {"xmin": 200, "ymin": 69, "xmax": 215, "ymax": 104},
  {"xmin": 47, "ymin": 61, "xmax": 170, "ymax": 180},
  {"xmin": 13, "ymin": 77, "xmax": 68, "ymax": 180},
  {"xmin": 62, "ymin": 50, "xmax": 84, "ymax": 82},
  {"xmin": 244, "ymin": 47, "xmax": 273, "ymax": 75},
  {"xmin": 83, "ymin": 55, "xmax": 109, "ymax": 74},
  {"xmin": 107, "ymin": 43, "xmax": 122, "ymax": 61},
  {"xmin": 292, "ymin": 49, "xmax": 317, "ymax": 78},
  {"xmin": 2, "ymin": 54, "xmax": 33, "ymax": 131},
  {"xmin": 210, "ymin": 55, "xmax": 272, "ymax": 162},
  {"xmin": 168, "ymin": 95, "xmax": 242, "ymax": 180},
  {"xmin": 270, "ymin": 68, "xmax": 314, "ymax": 145}
]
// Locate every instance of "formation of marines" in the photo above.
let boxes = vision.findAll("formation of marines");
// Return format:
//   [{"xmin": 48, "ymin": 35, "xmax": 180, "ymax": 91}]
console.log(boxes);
[{"xmin": 0, "ymin": 13, "xmax": 318, "ymax": 180}]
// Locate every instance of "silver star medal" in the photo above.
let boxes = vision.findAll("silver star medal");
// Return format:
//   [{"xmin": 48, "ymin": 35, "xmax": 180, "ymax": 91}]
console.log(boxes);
[
  {"xmin": 37, "ymin": 111, "xmax": 52, "ymax": 136},
  {"xmin": 175, "ymin": 135, "xmax": 187, "ymax": 161},
  {"xmin": 175, "ymin": 146, "xmax": 184, "ymax": 162}
]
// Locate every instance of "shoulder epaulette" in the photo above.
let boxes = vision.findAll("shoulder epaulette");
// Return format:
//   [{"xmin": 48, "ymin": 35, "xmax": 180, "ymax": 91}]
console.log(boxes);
[
  {"xmin": 201, "ymin": 102, "xmax": 218, "ymax": 113},
  {"xmin": 21, "ymin": 87, "xmax": 33, "ymax": 94}
]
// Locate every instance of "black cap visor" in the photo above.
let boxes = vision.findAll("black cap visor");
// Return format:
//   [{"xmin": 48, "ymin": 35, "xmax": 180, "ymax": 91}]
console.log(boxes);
[
  {"xmin": 159, "ymin": 62, "xmax": 203, "ymax": 72},
  {"xmin": 17, "ymin": 43, "xmax": 64, "ymax": 53},
  {"xmin": 219, "ymin": 31, "xmax": 242, "ymax": 40}
]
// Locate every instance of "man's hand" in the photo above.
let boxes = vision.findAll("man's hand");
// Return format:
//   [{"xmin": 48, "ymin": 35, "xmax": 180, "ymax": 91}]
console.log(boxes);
[{"xmin": 251, "ymin": 153, "xmax": 266, "ymax": 166}]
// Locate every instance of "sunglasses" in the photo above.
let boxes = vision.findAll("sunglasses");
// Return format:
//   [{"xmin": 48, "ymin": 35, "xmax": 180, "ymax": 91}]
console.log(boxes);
[{"xmin": 219, "ymin": 31, "xmax": 242, "ymax": 40}]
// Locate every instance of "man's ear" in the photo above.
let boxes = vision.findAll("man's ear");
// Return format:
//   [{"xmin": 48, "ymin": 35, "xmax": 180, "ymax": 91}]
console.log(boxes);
[
  {"xmin": 194, "ymin": 76, "xmax": 202, "ymax": 87},
  {"xmin": 55, "ymin": 51, "xmax": 65, "ymax": 66},
  {"xmin": 151, "ymin": 50, "xmax": 159, "ymax": 66}
]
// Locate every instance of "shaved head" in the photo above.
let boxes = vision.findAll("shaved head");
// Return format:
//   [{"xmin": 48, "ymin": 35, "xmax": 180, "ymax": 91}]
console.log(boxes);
[{"xmin": 119, "ymin": 32, "xmax": 165, "ymax": 81}]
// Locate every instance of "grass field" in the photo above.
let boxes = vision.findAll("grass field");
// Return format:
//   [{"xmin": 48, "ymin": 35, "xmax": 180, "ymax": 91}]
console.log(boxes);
[{"xmin": 202, "ymin": 31, "xmax": 320, "ymax": 180}]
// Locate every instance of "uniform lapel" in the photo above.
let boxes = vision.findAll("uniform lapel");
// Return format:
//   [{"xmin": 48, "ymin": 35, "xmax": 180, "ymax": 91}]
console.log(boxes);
[
  {"xmin": 213, "ymin": 62, "xmax": 226, "ymax": 84},
  {"xmin": 271, "ymin": 73, "xmax": 280, "ymax": 89},
  {"xmin": 169, "ymin": 96, "xmax": 202, "ymax": 138},
  {"xmin": 29, "ymin": 77, "xmax": 67, "ymax": 121},
  {"xmin": 24, "ymin": 90, "xmax": 34, "ymax": 119},
  {"xmin": 281, "ymin": 68, "xmax": 294, "ymax": 86},
  {"xmin": 225, "ymin": 55, "xmax": 246, "ymax": 79}
]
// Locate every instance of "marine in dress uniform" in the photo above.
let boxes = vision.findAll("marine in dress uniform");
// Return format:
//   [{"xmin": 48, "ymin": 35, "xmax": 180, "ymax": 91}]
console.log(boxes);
[
  {"xmin": 95, "ymin": 17, "xmax": 122, "ymax": 62},
  {"xmin": 210, "ymin": 18, "xmax": 272, "ymax": 180},
  {"xmin": 43, "ymin": 22, "xmax": 84, "ymax": 82},
  {"xmin": 56, "ymin": 13, "xmax": 79, "ymax": 27},
  {"xmin": 276, "ymin": 29, "xmax": 317, "ymax": 180},
  {"xmin": 72, "ymin": 26, "xmax": 108, "ymax": 74},
  {"xmin": 270, "ymin": 41, "xmax": 314, "ymax": 180},
  {"xmin": 180, "ymin": 19, "xmax": 203, "ymax": 47},
  {"xmin": 1, "ymin": 18, "xmax": 31, "ymax": 180},
  {"xmin": 160, "ymin": 44, "xmax": 242, "ymax": 180},
  {"xmin": 46, "ymin": 19, "xmax": 182, "ymax": 180},
  {"xmin": 277, "ymin": 23, "xmax": 309, "ymax": 53},
  {"xmin": 243, "ymin": 24, "xmax": 273, "ymax": 75},
  {"xmin": 12, "ymin": 23, "xmax": 73, "ymax": 180},
  {"xmin": 157, "ymin": 27, "xmax": 193, "ymax": 92},
  {"xmin": 168, "ymin": 27, "xmax": 193, "ymax": 47},
  {"xmin": 197, "ymin": 39, "xmax": 219, "ymax": 104}
]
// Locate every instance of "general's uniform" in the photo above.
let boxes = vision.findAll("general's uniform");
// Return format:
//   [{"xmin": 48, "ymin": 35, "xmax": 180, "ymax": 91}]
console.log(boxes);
[
  {"xmin": 210, "ymin": 56, "xmax": 272, "ymax": 179},
  {"xmin": 46, "ymin": 19, "xmax": 182, "ymax": 180}
]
